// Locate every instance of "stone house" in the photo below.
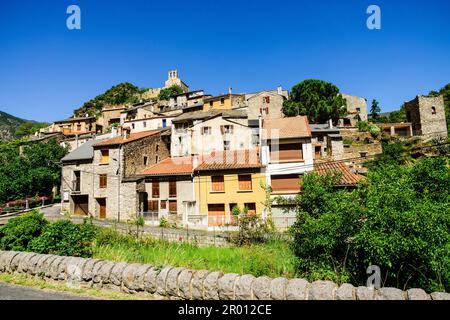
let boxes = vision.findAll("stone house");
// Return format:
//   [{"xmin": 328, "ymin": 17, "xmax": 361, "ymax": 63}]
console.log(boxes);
[
  {"xmin": 404, "ymin": 95, "xmax": 448, "ymax": 140},
  {"xmin": 98, "ymin": 105, "xmax": 128, "ymax": 133},
  {"xmin": 244, "ymin": 87, "xmax": 289, "ymax": 120},
  {"xmin": 339, "ymin": 93, "xmax": 368, "ymax": 127},
  {"xmin": 164, "ymin": 69, "xmax": 189, "ymax": 93},
  {"xmin": 61, "ymin": 130, "xmax": 171, "ymax": 221},
  {"xmin": 45, "ymin": 116, "xmax": 98, "ymax": 135},
  {"xmin": 310, "ymin": 122, "xmax": 344, "ymax": 161},
  {"xmin": 159, "ymin": 90, "xmax": 210, "ymax": 114},
  {"xmin": 171, "ymin": 109, "xmax": 256, "ymax": 157}
]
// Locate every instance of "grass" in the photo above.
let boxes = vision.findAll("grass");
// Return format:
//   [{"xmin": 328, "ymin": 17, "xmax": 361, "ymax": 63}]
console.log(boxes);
[
  {"xmin": 93, "ymin": 229, "xmax": 298, "ymax": 278},
  {"xmin": 0, "ymin": 273, "xmax": 158, "ymax": 300}
]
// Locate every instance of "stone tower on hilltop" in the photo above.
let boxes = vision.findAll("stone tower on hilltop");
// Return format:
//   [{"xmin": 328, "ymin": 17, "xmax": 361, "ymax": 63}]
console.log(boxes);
[
  {"xmin": 404, "ymin": 95, "xmax": 448, "ymax": 140},
  {"xmin": 164, "ymin": 69, "xmax": 189, "ymax": 93}
]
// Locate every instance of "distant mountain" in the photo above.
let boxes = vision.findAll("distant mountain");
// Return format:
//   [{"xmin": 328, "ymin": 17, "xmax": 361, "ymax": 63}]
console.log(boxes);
[
  {"xmin": 0, "ymin": 111, "xmax": 27, "ymax": 140},
  {"xmin": 0, "ymin": 111, "xmax": 48, "ymax": 141}
]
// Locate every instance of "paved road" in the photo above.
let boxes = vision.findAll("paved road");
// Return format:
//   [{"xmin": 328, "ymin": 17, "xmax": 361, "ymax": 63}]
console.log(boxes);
[{"xmin": 0, "ymin": 282, "xmax": 94, "ymax": 300}]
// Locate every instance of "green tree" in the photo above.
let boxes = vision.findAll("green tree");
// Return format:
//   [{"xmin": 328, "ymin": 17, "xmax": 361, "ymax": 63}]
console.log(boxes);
[
  {"xmin": 282, "ymin": 79, "xmax": 347, "ymax": 124},
  {"xmin": 158, "ymin": 85, "xmax": 184, "ymax": 101},
  {"xmin": 0, "ymin": 139, "xmax": 68, "ymax": 203},
  {"xmin": 369, "ymin": 99, "xmax": 381, "ymax": 120},
  {"xmin": 289, "ymin": 157, "xmax": 450, "ymax": 292},
  {"xmin": 14, "ymin": 122, "xmax": 49, "ymax": 138}
]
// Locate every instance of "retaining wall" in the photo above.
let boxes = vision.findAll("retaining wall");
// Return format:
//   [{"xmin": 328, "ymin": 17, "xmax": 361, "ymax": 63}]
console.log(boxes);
[{"xmin": 0, "ymin": 250, "xmax": 448, "ymax": 300}]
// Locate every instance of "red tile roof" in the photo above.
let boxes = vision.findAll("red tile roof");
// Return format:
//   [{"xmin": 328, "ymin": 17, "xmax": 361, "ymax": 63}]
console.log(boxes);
[
  {"xmin": 93, "ymin": 130, "xmax": 160, "ymax": 147},
  {"xmin": 314, "ymin": 162, "xmax": 363, "ymax": 186},
  {"xmin": 262, "ymin": 116, "xmax": 311, "ymax": 139},
  {"xmin": 140, "ymin": 156, "xmax": 195, "ymax": 176},
  {"xmin": 196, "ymin": 149, "xmax": 261, "ymax": 171}
]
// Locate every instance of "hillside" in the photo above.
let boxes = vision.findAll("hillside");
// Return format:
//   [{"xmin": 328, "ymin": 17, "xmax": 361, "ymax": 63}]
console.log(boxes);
[
  {"xmin": 0, "ymin": 111, "xmax": 26, "ymax": 140},
  {"xmin": 0, "ymin": 111, "xmax": 48, "ymax": 141}
]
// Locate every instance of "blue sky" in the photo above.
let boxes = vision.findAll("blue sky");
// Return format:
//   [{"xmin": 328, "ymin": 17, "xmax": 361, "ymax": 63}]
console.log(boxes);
[{"xmin": 0, "ymin": 0, "xmax": 449, "ymax": 122}]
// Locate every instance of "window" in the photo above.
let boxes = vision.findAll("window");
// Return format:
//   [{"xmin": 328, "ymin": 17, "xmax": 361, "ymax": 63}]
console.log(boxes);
[
  {"xmin": 244, "ymin": 203, "xmax": 256, "ymax": 216},
  {"xmin": 169, "ymin": 180, "xmax": 177, "ymax": 197},
  {"xmin": 432, "ymin": 106, "xmax": 436, "ymax": 115},
  {"xmin": 169, "ymin": 200, "xmax": 177, "ymax": 213},
  {"xmin": 356, "ymin": 107, "xmax": 361, "ymax": 112},
  {"xmin": 263, "ymin": 96, "xmax": 270, "ymax": 103},
  {"xmin": 202, "ymin": 126, "xmax": 211, "ymax": 135},
  {"xmin": 156, "ymin": 144, "xmax": 159, "ymax": 152},
  {"xmin": 143, "ymin": 121, "xmax": 147, "ymax": 128},
  {"xmin": 148, "ymin": 200, "xmax": 158, "ymax": 212},
  {"xmin": 271, "ymin": 174, "xmax": 302, "ymax": 193},
  {"xmin": 259, "ymin": 108, "xmax": 263, "ymax": 114},
  {"xmin": 223, "ymin": 140, "xmax": 230, "ymax": 150},
  {"xmin": 100, "ymin": 150, "xmax": 109, "ymax": 164},
  {"xmin": 162, "ymin": 119, "xmax": 167, "ymax": 128},
  {"xmin": 317, "ymin": 135, "xmax": 324, "ymax": 142},
  {"xmin": 132, "ymin": 123, "xmax": 135, "ymax": 129},
  {"xmin": 220, "ymin": 98, "xmax": 225, "ymax": 105},
  {"xmin": 152, "ymin": 181, "xmax": 160, "ymax": 198},
  {"xmin": 211, "ymin": 176, "xmax": 225, "ymax": 192},
  {"xmin": 155, "ymin": 155, "xmax": 159, "ymax": 163},
  {"xmin": 265, "ymin": 107, "xmax": 269, "ymax": 115},
  {"xmin": 160, "ymin": 200, "xmax": 166, "ymax": 209},
  {"xmin": 143, "ymin": 156, "xmax": 148, "ymax": 166},
  {"xmin": 209, "ymin": 101, "xmax": 213, "ymax": 107},
  {"xmin": 220, "ymin": 125, "xmax": 233, "ymax": 134},
  {"xmin": 270, "ymin": 143, "xmax": 303, "ymax": 162},
  {"xmin": 99, "ymin": 174, "xmax": 107, "ymax": 188},
  {"xmin": 238, "ymin": 174, "xmax": 252, "ymax": 191},
  {"xmin": 76, "ymin": 124, "xmax": 82, "ymax": 131}
]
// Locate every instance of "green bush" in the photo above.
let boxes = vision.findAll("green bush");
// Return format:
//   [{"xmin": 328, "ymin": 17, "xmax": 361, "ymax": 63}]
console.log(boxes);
[
  {"xmin": 0, "ymin": 210, "xmax": 48, "ymax": 251},
  {"xmin": 290, "ymin": 157, "xmax": 450, "ymax": 292},
  {"xmin": 29, "ymin": 219, "xmax": 97, "ymax": 257}
]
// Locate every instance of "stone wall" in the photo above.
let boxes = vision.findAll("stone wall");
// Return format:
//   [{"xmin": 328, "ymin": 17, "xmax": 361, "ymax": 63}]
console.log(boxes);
[{"xmin": 1, "ymin": 250, "xmax": 448, "ymax": 300}]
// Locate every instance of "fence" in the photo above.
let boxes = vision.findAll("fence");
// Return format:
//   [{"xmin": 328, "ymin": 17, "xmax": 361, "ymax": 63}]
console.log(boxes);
[{"xmin": 0, "ymin": 196, "xmax": 54, "ymax": 216}]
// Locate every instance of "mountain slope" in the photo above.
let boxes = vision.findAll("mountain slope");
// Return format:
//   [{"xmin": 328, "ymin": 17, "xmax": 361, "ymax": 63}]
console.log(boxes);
[{"xmin": 0, "ymin": 111, "xmax": 26, "ymax": 140}]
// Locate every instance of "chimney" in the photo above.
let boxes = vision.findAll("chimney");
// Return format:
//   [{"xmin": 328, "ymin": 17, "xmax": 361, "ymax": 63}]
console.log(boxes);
[
  {"xmin": 123, "ymin": 128, "xmax": 129, "ymax": 140},
  {"xmin": 277, "ymin": 86, "xmax": 282, "ymax": 95},
  {"xmin": 328, "ymin": 119, "xmax": 333, "ymax": 129},
  {"xmin": 228, "ymin": 87, "xmax": 232, "ymax": 94}
]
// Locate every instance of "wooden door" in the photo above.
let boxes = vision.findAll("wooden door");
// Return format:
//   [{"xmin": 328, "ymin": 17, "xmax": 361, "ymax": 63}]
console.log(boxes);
[
  {"xmin": 208, "ymin": 204, "xmax": 225, "ymax": 226},
  {"xmin": 97, "ymin": 198, "xmax": 106, "ymax": 219},
  {"xmin": 73, "ymin": 195, "xmax": 89, "ymax": 216}
]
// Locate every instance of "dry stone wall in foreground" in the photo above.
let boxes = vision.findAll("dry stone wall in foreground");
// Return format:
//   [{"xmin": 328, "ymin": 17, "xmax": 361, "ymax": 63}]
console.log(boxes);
[{"xmin": 0, "ymin": 250, "xmax": 449, "ymax": 300}]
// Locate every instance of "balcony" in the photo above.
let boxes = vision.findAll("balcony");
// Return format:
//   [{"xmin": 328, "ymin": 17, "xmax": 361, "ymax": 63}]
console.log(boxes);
[{"xmin": 71, "ymin": 180, "xmax": 81, "ymax": 194}]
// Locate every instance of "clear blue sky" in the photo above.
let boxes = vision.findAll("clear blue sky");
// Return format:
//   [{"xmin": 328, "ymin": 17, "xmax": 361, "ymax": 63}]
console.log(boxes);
[{"xmin": 0, "ymin": 0, "xmax": 449, "ymax": 122}]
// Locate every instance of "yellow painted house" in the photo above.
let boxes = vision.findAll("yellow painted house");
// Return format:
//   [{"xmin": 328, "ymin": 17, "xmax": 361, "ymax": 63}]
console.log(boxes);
[
  {"xmin": 194, "ymin": 149, "xmax": 266, "ymax": 226},
  {"xmin": 202, "ymin": 93, "xmax": 246, "ymax": 111}
]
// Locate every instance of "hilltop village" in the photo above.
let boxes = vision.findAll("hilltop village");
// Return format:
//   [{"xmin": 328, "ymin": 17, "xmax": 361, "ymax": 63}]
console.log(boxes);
[{"xmin": 32, "ymin": 70, "xmax": 448, "ymax": 230}]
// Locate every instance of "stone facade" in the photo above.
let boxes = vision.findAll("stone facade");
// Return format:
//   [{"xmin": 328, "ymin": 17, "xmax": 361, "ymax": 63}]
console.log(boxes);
[
  {"xmin": 164, "ymin": 70, "xmax": 189, "ymax": 92},
  {"xmin": 339, "ymin": 94, "xmax": 368, "ymax": 127},
  {"xmin": 122, "ymin": 133, "xmax": 171, "ymax": 177},
  {"xmin": 1, "ymin": 250, "xmax": 448, "ymax": 300},
  {"xmin": 405, "ymin": 95, "xmax": 448, "ymax": 140},
  {"xmin": 244, "ymin": 88, "xmax": 288, "ymax": 120}
]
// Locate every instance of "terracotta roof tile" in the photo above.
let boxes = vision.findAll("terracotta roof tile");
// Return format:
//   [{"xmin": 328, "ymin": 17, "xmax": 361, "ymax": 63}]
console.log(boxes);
[
  {"xmin": 196, "ymin": 149, "xmax": 261, "ymax": 171},
  {"xmin": 93, "ymin": 130, "xmax": 160, "ymax": 147},
  {"xmin": 262, "ymin": 116, "xmax": 311, "ymax": 139},
  {"xmin": 314, "ymin": 162, "xmax": 363, "ymax": 186},
  {"xmin": 140, "ymin": 156, "xmax": 195, "ymax": 176}
]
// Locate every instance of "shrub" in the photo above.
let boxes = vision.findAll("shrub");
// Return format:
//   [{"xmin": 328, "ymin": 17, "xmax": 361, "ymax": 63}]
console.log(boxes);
[
  {"xmin": 0, "ymin": 210, "xmax": 48, "ymax": 251},
  {"xmin": 289, "ymin": 158, "xmax": 450, "ymax": 292},
  {"xmin": 29, "ymin": 219, "xmax": 97, "ymax": 257},
  {"xmin": 230, "ymin": 207, "xmax": 273, "ymax": 246},
  {"xmin": 159, "ymin": 216, "xmax": 168, "ymax": 228}
]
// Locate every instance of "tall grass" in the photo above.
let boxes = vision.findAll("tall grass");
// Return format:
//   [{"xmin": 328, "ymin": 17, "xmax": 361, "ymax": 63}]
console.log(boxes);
[{"xmin": 93, "ymin": 228, "xmax": 297, "ymax": 278}]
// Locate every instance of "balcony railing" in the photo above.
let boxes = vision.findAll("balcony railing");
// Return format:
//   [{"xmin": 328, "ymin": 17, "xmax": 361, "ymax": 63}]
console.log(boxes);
[
  {"xmin": 141, "ymin": 211, "xmax": 159, "ymax": 221},
  {"xmin": 72, "ymin": 180, "xmax": 81, "ymax": 193}
]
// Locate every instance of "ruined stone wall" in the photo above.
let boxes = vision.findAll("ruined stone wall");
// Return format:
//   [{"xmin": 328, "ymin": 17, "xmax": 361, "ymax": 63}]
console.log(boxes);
[{"xmin": 1, "ymin": 251, "xmax": 448, "ymax": 300}]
